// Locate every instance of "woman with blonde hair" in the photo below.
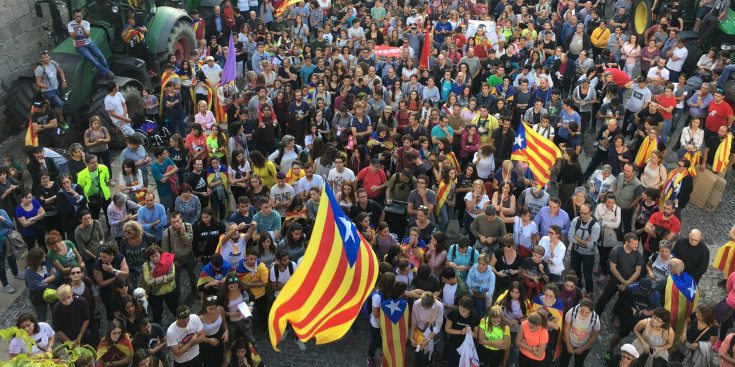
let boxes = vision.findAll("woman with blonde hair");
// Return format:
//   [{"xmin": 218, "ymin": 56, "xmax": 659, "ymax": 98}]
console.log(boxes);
[
  {"xmin": 517, "ymin": 310, "xmax": 549, "ymax": 367},
  {"xmin": 463, "ymin": 179, "xmax": 491, "ymax": 233},
  {"xmin": 480, "ymin": 305, "xmax": 511, "ymax": 367},
  {"xmin": 119, "ymin": 221, "xmax": 155, "ymax": 287}
]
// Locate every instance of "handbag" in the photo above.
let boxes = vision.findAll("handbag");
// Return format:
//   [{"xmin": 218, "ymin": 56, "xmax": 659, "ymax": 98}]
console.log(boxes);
[
  {"xmin": 5, "ymin": 230, "xmax": 27, "ymax": 258},
  {"xmin": 675, "ymin": 325, "xmax": 711, "ymax": 355},
  {"xmin": 413, "ymin": 302, "xmax": 437, "ymax": 345}
]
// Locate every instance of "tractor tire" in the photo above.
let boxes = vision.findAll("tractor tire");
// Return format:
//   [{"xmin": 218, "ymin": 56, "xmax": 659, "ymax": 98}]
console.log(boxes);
[
  {"xmin": 632, "ymin": 0, "xmax": 654, "ymax": 35},
  {"xmin": 157, "ymin": 20, "xmax": 196, "ymax": 73},
  {"xmin": 3, "ymin": 77, "xmax": 37, "ymax": 135},
  {"xmin": 89, "ymin": 83, "xmax": 144, "ymax": 149}
]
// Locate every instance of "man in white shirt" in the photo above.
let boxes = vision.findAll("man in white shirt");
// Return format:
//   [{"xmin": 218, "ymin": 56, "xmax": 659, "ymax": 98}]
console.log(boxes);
[
  {"xmin": 270, "ymin": 173, "xmax": 295, "ymax": 217},
  {"xmin": 68, "ymin": 9, "xmax": 113, "ymax": 79},
  {"xmin": 104, "ymin": 81, "xmax": 135, "ymax": 137},
  {"xmin": 665, "ymin": 38, "xmax": 688, "ymax": 82},
  {"xmin": 297, "ymin": 163, "xmax": 324, "ymax": 201},
  {"xmin": 327, "ymin": 155, "xmax": 355, "ymax": 193},
  {"xmin": 166, "ymin": 306, "xmax": 205, "ymax": 366},
  {"xmin": 646, "ymin": 57, "xmax": 670, "ymax": 83}
]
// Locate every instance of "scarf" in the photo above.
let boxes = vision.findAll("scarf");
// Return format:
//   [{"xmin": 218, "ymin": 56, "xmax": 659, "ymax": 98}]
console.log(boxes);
[
  {"xmin": 713, "ymin": 134, "xmax": 733, "ymax": 173},
  {"xmin": 634, "ymin": 136, "xmax": 657, "ymax": 167}
]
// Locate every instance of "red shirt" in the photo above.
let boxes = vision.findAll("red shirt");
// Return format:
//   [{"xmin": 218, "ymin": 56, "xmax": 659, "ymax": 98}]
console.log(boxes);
[
  {"xmin": 356, "ymin": 167, "xmax": 388, "ymax": 199},
  {"xmin": 185, "ymin": 133, "xmax": 208, "ymax": 161},
  {"xmin": 453, "ymin": 34, "xmax": 467, "ymax": 50},
  {"xmin": 644, "ymin": 211, "xmax": 681, "ymax": 253},
  {"xmin": 706, "ymin": 100, "xmax": 733, "ymax": 132},
  {"xmin": 657, "ymin": 94, "xmax": 677, "ymax": 120},
  {"xmin": 473, "ymin": 45, "xmax": 487, "ymax": 59},
  {"xmin": 604, "ymin": 68, "xmax": 632, "ymax": 87}
]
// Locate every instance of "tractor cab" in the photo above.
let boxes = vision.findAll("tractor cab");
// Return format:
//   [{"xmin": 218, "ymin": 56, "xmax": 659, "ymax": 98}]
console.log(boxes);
[{"xmin": 73, "ymin": 0, "xmax": 156, "ymax": 55}]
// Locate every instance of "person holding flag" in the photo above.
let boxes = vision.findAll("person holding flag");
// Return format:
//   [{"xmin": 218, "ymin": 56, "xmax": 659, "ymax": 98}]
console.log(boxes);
[
  {"xmin": 379, "ymin": 279, "xmax": 410, "ymax": 367},
  {"xmin": 660, "ymin": 159, "xmax": 693, "ymax": 219},
  {"xmin": 701, "ymin": 125, "xmax": 735, "ymax": 178},
  {"xmin": 216, "ymin": 35, "xmax": 239, "ymax": 123},
  {"xmin": 511, "ymin": 121, "xmax": 561, "ymax": 188}
]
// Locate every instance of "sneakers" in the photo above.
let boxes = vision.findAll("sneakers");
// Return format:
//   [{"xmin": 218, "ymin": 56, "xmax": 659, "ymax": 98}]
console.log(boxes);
[
  {"xmin": 14, "ymin": 273, "xmax": 24, "ymax": 280},
  {"xmin": 295, "ymin": 338, "xmax": 306, "ymax": 351},
  {"xmin": 5, "ymin": 284, "xmax": 15, "ymax": 293},
  {"xmin": 593, "ymin": 265, "xmax": 602, "ymax": 275},
  {"xmin": 280, "ymin": 328, "xmax": 289, "ymax": 342},
  {"xmin": 596, "ymin": 274, "xmax": 608, "ymax": 284},
  {"xmin": 106, "ymin": 71, "xmax": 115, "ymax": 80},
  {"xmin": 714, "ymin": 340, "xmax": 723, "ymax": 351}
]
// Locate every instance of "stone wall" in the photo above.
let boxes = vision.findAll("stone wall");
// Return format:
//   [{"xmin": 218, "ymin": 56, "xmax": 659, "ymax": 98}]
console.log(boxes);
[{"xmin": 0, "ymin": 0, "xmax": 56, "ymax": 137}]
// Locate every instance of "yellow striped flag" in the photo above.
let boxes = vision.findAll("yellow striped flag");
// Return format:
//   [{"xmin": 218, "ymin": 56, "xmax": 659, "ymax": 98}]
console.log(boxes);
[
  {"xmin": 380, "ymin": 299, "xmax": 409, "ymax": 367},
  {"xmin": 714, "ymin": 241, "xmax": 735, "ymax": 280},
  {"xmin": 268, "ymin": 182, "xmax": 379, "ymax": 350},
  {"xmin": 511, "ymin": 121, "xmax": 561, "ymax": 187},
  {"xmin": 665, "ymin": 272, "xmax": 699, "ymax": 343},
  {"xmin": 275, "ymin": 0, "xmax": 300, "ymax": 17},
  {"xmin": 25, "ymin": 106, "xmax": 38, "ymax": 147}
]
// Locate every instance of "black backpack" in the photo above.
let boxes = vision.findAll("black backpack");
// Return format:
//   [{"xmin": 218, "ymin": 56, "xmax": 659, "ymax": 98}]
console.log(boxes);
[
  {"xmin": 451, "ymin": 244, "xmax": 476, "ymax": 265},
  {"xmin": 273, "ymin": 261, "xmax": 294, "ymax": 282},
  {"xmin": 572, "ymin": 217, "xmax": 598, "ymax": 252}
]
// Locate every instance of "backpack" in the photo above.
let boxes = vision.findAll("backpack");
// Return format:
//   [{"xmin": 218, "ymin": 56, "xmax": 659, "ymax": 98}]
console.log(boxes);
[
  {"xmin": 571, "ymin": 303, "xmax": 598, "ymax": 329},
  {"xmin": 273, "ymin": 261, "xmax": 295, "ymax": 282},
  {"xmin": 572, "ymin": 217, "xmax": 598, "ymax": 252},
  {"xmin": 360, "ymin": 289, "xmax": 383, "ymax": 319},
  {"xmin": 450, "ymin": 244, "xmax": 476, "ymax": 266},
  {"xmin": 274, "ymin": 145, "xmax": 303, "ymax": 166}
]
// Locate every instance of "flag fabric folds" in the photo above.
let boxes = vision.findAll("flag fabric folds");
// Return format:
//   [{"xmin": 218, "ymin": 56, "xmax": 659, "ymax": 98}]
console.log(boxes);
[
  {"xmin": 532, "ymin": 293, "xmax": 563, "ymax": 360},
  {"xmin": 380, "ymin": 299, "xmax": 409, "ymax": 367},
  {"xmin": 714, "ymin": 241, "xmax": 735, "ymax": 279},
  {"xmin": 665, "ymin": 272, "xmax": 699, "ymax": 342},
  {"xmin": 660, "ymin": 169, "xmax": 689, "ymax": 207},
  {"xmin": 419, "ymin": 24, "xmax": 431, "ymax": 70},
  {"xmin": 682, "ymin": 150, "xmax": 701, "ymax": 177},
  {"xmin": 275, "ymin": 0, "xmax": 300, "ymax": 17},
  {"xmin": 713, "ymin": 133, "xmax": 733, "ymax": 173},
  {"xmin": 214, "ymin": 34, "xmax": 237, "ymax": 123},
  {"xmin": 634, "ymin": 136, "xmax": 658, "ymax": 167},
  {"xmin": 25, "ymin": 106, "xmax": 38, "ymax": 147},
  {"xmin": 268, "ymin": 182, "xmax": 379, "ymax": 350},
  {"xmin": 511, "ymin": 121, "xmax": 561, "ymax": 187}
]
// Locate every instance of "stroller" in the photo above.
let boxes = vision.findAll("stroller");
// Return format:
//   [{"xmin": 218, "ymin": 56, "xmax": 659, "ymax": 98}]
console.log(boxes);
[{"xmin": 131, "ymin": 113, "xmax": 171, "ymax": 150}]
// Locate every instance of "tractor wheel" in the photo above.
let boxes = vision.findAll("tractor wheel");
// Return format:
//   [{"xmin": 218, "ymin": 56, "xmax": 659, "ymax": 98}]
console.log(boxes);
[
  {"xmin": 158, "ymin": 20, "xmax": 196, "ymax": 71},
  {"xmin": 3, "ymin": 77, "xmax": 37, "ymax": 135},
  {"xmin": 89, "ymin": 83, "xmax": 143, "ymax": 149},
  {"xmin": 632, "ymin": 0, "xmax": 654, "ymax": 35}
]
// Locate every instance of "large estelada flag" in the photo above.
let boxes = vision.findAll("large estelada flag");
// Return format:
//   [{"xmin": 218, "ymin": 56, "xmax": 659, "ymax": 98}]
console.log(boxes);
[
  {"xmin": 275, "ymin": 0, "xmax": 300, "ymax": 17},
  {"xmin": 25, "ymin": 106, "xmax": 38, "ymax": 147},
  {"xmin": 511, "ymin": 121, "xmax": 561, "ymax": 187},
  {"xmin": 268, "ymin": 181, "xmax": 379, "ymax": 350},
  {"xmin": 380, "ymin": 299, "xmax": 409, "ymax": 367},
  {"xmin": 665, "ymin": 272, "xmax": 699, "ymax": 342},
  {"xmin": 714, "ymin": 241, "xmax": 735, "ymax": 279}
]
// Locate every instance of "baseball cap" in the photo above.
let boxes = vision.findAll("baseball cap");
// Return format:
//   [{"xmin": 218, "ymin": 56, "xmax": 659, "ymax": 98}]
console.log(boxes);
[
  {"xmin": 634, "ymin": 278, "xmax": 653, "ymax": 295},
  {"xmin": 206, "ymin": 56, "xmax": 215, "ymax": 61},
  {"xmin": 371, "ymin": 158, "xmax": 380, "ymax": 166},
  {"xmin": 620, "ymin": 344, "xmax": 639, "ymax": 359}
]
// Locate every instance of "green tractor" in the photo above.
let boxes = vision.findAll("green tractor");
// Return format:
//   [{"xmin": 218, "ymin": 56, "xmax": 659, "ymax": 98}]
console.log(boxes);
[
  {"xmin": 3, "ymin": 0, "xmax": 196, "ymax": 147},
  {"xmin": 630, "ymin": 0, "xmax": 735, "ymax": 45}
]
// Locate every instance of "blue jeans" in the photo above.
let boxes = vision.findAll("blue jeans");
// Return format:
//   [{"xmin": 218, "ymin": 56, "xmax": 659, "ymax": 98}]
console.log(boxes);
[
  {"xmin": 671, "ymin": 108, "xmax": 684, "ymax": 134},
  {"xmin": 75, "ymin": 43, "xmax": 110, "ymax": 76},
  {"xmin": 437, "ymin": 204, "xmax": 449, "ymax": 232},
  {"xmin": 660, "ymin": 119, "xmax": 671, "ymax": 144},
  {"xmin": 718, "ymin": 64, "xmax": 735, "ymax": 89},
  {"xmin": 0, "ymin": 250, "xmax": 18, "ymax": 287},
  {"xmin": 42, "ymin": 90, "xmax": 64, "ymax": 110},
  {"xmin": 509, "ymin": 331, "xmax": 519, "ymax": 367}
]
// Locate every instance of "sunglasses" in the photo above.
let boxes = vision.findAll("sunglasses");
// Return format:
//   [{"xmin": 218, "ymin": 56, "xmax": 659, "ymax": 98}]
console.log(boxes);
[
  {"xmin": 503, "ymin": 244, "xmax": 513, "ymax": 248},
  {"xmin": 206, "ymin": 295, "xmax": 218, "ymax": 302},
  {"xmin": 70, "ymin": 271, "xmax": 82, "ymax": 275}
]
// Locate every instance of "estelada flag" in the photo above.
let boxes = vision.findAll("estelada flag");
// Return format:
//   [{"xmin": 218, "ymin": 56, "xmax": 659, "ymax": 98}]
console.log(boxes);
[
  {"xmin": 714, "ymin": 241, "xmax": 735, "ymax": 279},
  {"xmin": 268, "ymin": 181, "xmax": 379, "ymax": 350},
  {"xmin": 665, "ymin": 272, "xmax": 699, "ymax": 342},
  {"xmin": 511, "ymin": 121, "xmax": 561, "ymax": 187},
  {"xmin": 25, "ymin": 106, "xmax": 38, "ymax": 147},
  {"xmin": 159, "ymin": 70, "xmax": 178, "ymax": 116},
  {"xmin": 532, "ymin": 293, "xmax": 563, "ymax": 360},
  {"xmin": 380, "ymin": 299, "xmax": 409, "ymax": 367},
  {"xmin": 682, "ymin": 150, "xmax": 701, "ymax": 177}
]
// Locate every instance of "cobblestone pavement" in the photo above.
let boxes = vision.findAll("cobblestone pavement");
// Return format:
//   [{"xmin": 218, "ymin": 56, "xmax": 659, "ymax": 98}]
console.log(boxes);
[{"xmin": 1, "ymin": 123, "xmax": 734, "ymax": 366}]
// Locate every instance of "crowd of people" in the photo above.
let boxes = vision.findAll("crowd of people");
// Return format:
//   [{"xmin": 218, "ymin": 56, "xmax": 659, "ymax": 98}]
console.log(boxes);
[{"xmin": 8, "ymin": 0, "xmax": 735, "ymax": 366}]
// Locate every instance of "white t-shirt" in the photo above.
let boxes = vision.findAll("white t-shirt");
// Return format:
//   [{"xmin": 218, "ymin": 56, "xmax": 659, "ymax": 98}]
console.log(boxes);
[
  {"xmin": 67, "ymin": 20, "xmax": 91, "ymax": 46},
  {"xmin": 473, "ymin": 152, "xmax": 495, "ymax": 179},
  {"xmin": 166, "ymin": 315, "xmax": 204, "ymax": 363},
  {"xmin": 464, "ymin": 193, "xmax": 490, "ymax": 219},
  {"xmin": 666, "ymin": 46, "xmax": 688, "ymax": 72},
  {"xmin": 270, "ymin": 183, "xmax": 295, "ymax": 217},
  {"xmin": 327, "ymin": 168, "xmax": 356, "ymax": 194},
  {"xmin": 9, "ymin": 322, "xmax": 55, "ymax": 356},
  {"xmin": 219, "ymin": 234, "xmax": 247, "ymax": 269},
  {"xmin": 270, "ymin": 261, "xmax": 298, "ymax": 298},
  {"xmin": 104, "ymin": 92, "xmax": 126, "ymax": 125},
  {"xmin": 564, "ymin": 308, "xmax": 601, "ymax": 348},
  {"xmin": 646, "ymin": 67, "xmax": 670, "ymax": 82},
  {"xmin": 368, "ymin": 291, "xmax": 383, "ymax": 328},
  {"xmin": 442, "ymin": 282, "xmax": 458, "ymax": 308}
]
